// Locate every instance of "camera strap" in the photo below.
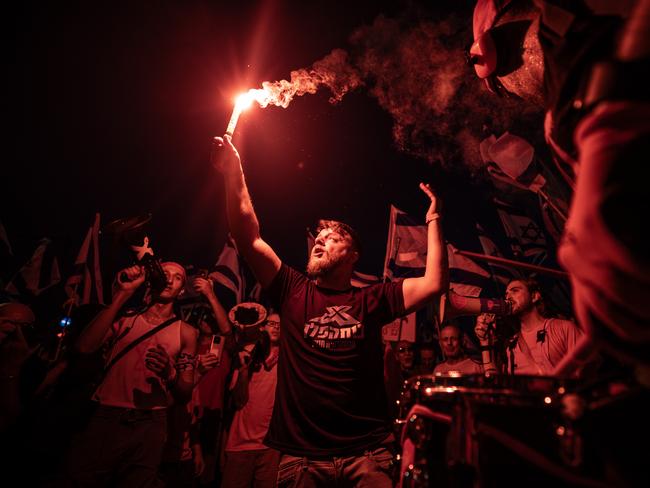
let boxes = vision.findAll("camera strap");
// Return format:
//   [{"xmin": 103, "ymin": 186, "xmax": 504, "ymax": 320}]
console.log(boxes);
[{"xmin": 103, "ymin": 316, "xmax": 179, "ymax": 377}]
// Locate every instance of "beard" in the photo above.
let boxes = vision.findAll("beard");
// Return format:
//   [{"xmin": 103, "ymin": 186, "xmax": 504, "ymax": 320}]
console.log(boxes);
[
  {"xmin": 510, "ymin": 299, "xmax": 533, "ymax": 316},
  {"xmin": 306, "ymin": 253, "xmax": 339, "ymax": 279}
]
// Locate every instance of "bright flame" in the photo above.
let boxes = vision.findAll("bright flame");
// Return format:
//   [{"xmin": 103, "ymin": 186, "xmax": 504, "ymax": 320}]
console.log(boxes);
[
  {"xmin": 235, "ymin": 92, "xmax": 255, "ymax": 110},
  {"xmin": 226, "ymin": 91, "xmax": 258, "ymax": 135},
  {"xmin": 225, "ymin": 88, "xmax": 275, "ymax": 135}
]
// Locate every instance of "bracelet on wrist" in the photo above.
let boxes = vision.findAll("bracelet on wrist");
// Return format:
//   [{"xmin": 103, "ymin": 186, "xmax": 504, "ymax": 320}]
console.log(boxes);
[{"xmin": 425, "ymin": 213, "xmax": 441, "ymax": 225}]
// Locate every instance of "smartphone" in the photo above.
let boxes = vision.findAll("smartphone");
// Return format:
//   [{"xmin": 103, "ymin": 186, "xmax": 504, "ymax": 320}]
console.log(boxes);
[{"xmin": 209, "ymin": 334, "xmax": 225, "ymax": 363}]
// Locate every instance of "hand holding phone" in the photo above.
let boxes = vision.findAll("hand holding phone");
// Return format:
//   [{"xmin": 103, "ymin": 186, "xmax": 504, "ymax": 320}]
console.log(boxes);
[{"xmin": 209, "ymin": 334, "xmax": 225, "ymax": 362}]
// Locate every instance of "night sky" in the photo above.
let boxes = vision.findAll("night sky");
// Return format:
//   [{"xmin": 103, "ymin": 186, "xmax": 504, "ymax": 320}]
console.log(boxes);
[{"xmin": 6, "ymin": 0, "xmax": 541, "ymax": 291}]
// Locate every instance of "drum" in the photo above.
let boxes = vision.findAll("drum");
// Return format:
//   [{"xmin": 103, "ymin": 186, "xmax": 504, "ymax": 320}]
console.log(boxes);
[
  {"xmin": 398, "ymin": 373, "xmax": 573, "ymax": 416},
  {"xmin": 396, "ymin": 373, "xmax": 604, "ymax": 488}
]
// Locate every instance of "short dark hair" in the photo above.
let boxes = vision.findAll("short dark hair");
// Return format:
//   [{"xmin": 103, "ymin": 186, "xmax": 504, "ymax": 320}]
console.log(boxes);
[
  {"xmin": 507, "ymin": 275, "xmax": 540, "ymax": 293},
  {"xmin": 315, "ymin": 220, "xmax": 362, "ymax": 255},
  {"xmin": 507, "ymin": 276, "xmax": 547, "ymax": 316}
]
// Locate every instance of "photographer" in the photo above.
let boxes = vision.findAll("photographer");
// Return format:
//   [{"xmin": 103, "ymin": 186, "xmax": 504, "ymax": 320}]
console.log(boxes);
[{"xmin": 64, "ymin": 261, "xmax": 198, "ymax": 487}]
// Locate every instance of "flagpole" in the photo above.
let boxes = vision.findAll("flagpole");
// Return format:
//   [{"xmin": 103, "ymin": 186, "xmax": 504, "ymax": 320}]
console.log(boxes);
[
  {"xmin": 51, "ymin": 281, "xmax": 80, "ymax": 364},
  {"xmin": 384, "ymin": 236, "xmax": 402, "ymax": 283},
  {"xmin": 488, "ymin": 164, "xmax": 568, "ymax": 222},
  {"xmin": 453, "ymin": 248, "xmax": 569, "ymax": 279},
  {"xmin": 538, "ymin": 188, "xmax": 568, "ymax": 222},
  {"xmin": 64, "ymin": 282, "xmax": 79, "ymax": 317}
]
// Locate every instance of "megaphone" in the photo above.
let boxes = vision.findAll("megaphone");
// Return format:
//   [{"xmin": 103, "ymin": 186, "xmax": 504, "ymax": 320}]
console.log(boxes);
[
  {"xmin": 228, "ymin": 302, "xmax": 268, "ymax": 345},
  {"xmin": 103, "ymin": 214, "xmax": 167, "ymax": 296},
  {"xmin": 442, "ymin": 289, "xmax": 512, "ymax": 321}
]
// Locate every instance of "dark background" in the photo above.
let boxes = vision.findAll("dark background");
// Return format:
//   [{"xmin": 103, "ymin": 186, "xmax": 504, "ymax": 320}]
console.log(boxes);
[{"xmin": 5, "ymin": 0, "xmax": 537, "ymax": 297}]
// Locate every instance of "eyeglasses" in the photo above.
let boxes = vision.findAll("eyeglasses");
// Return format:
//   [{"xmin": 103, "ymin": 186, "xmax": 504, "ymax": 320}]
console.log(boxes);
[
  {"xmin": 266, "ymin": 321, "xmax": 280, "ymax": 329},
  {"xmin": 398, "ymin": 347, "xmax": 413, "ymax": 353}
]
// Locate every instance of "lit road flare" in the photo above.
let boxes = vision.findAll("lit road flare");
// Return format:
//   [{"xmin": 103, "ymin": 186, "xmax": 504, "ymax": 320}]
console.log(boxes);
[
  {"xmin": 225, "ymin": 88, "xmax": 276, "ymax": 136},
  {"xmin": 224, "ymin": 50, "xmax": 361, "ymax": 136},
  {"xmin": 226, "ymin": 91, "xmax": 259, "ymax": 135},
  {"xmin": 225, "ymin": 84, "xmax": 293, "ymax": 135}
]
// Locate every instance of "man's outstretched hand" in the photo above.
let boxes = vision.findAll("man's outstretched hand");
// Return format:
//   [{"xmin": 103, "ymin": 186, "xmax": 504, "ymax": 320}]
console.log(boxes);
[
  {"xmin": 419, "ymin": 182, "xmax": 440, "ymax": 221},
  {"xmin": 211, "ymin": 134, "xmax": 241, "ymax": 176}
]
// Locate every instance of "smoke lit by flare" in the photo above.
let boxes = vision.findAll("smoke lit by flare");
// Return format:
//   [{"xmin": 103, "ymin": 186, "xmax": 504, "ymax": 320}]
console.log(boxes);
[
  {"xmin": 226, "ymin": 49, "xmax": 363, "ymax": 135},
  {"xmin": 229, "ymin": 4, "xmax": 542, "ymax": 169},
  {"xmin": 348, "ymin": 12, "xmax": 542, "ymax": 169}
]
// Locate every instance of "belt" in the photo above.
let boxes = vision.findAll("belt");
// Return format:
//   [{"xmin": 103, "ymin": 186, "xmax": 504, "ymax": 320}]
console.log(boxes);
[{"xmin": 95, "ymin": 404, "xmax": 167, "ymax": 422}]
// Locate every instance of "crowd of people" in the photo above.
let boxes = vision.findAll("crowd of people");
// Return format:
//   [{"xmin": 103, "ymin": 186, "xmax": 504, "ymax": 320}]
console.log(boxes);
[
  {"xmin": 1, "ymin": 136, "xmax": 638, "ymax": 486},
  {"xmin": 0, "ymin": 259, "xmax": 630, "ymax": 487},
  {"xmin": 2, "ymin": 0, "xmax": 648, "ymax": 486}
]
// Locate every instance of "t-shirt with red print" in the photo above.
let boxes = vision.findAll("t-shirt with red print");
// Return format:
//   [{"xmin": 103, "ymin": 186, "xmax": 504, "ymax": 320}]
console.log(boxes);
[{"xmin": 264, "ymin": 264, "xmax": 405, "ymax": 457}]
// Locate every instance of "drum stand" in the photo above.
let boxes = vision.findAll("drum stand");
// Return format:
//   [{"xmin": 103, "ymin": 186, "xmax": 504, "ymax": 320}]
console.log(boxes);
[
  {"xmin": 446, "ymin": 396, "xmax": 479, "ymax": 488},
  {"xmin": 399, "ymin": 394, "xmax": 480, "ymax": 488},
  {"xmin": 397, "ymin": 374, "xmax": 609, "ymax": 488}
]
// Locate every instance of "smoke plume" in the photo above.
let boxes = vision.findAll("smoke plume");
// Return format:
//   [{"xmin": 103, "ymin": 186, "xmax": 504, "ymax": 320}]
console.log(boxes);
[
  {"xmin": 260, "ymin": 49, "xmax": 363, "ymax": 107},
  {"xmin": 254, "ymin": 4, "xmax": 542, "ymax": 171}
]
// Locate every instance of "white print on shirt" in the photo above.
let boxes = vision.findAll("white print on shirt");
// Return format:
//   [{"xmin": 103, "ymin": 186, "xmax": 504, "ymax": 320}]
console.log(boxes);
[{"xmin": 304, "ymin": 305, "xmax": 364, "ymax": 350}]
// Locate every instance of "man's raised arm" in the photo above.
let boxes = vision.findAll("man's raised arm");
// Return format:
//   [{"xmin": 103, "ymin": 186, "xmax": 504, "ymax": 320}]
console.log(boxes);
[
  {"xmin": 212, "ymin": 134, "xmax": 281, "ymax": 288},
  {"xmin": 76, "ymin": 265, "xmax": 145, "ymax": 354},
  {"xmin": 402, "ymin": 183, "xmax": 449, "ymax": 313}
]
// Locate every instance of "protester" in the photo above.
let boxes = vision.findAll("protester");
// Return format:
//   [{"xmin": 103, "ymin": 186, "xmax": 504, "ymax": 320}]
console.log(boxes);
[
  {"xmin": 191, "ymin": 274, "xmax": 235, "ymax": 486},
  {"xmin": 475, "ymin": 277, "xmax": 582, "ymax": 375},
  {"xmin": 212, "ymin": 133, "xmax": 447, "ymax": 487},
  {"xmin": 62, "ymin": 262, "xmax": 198, "ymax": 487},
  {"xmin": 221, "ymin": 312, "xmax": 281, "ymax": 488},
  {"xmin": 469, "ymin": 0, "xmax": 649, "ymax": 374},
  {"xmin": 158, "ymin": 386, "xmax": 205, "ymax": 488},
  {"xmin": 26, "ymin": 303, "xmax": 108, "ymax": 485},
  {"xmin": 395, "ymin": 340, "xmax": 417, "ymax": 380},
  {"xmin": 0, "ymin": 302, "xmax": 37, "ymax": 432},
  {"xmin": 433, "ymin": 322, "xmax": 482, "ymax": 375},
  {"xmin": 416, "ymin": 342, "xmax": 436, "ymax": 375}
]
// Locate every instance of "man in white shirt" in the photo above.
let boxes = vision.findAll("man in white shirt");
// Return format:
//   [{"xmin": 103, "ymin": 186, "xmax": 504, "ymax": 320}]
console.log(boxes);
[
  {"xmin": 476, "ymin": 278, "xmax": 582, "ymax": 376},
  {"xmin": 433, "ymin": 323, "xmax": 482, "ymax": 375},
  {"xmin": 221, "ymin": 313, "xmax": 281, "ymax": 488},
  {"xmin": 65, "ymin": 262, "xmax": 198, "ymax": 487}
]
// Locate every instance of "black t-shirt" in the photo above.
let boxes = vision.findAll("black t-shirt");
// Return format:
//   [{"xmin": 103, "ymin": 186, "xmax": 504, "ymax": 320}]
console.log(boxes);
[{"xmin": 264, "ymin": 264, "xmax": 405, "ymax": 457}]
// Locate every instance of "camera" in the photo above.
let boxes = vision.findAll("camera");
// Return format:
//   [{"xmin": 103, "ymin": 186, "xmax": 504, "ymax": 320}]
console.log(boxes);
[{"xmin": 103, "ymin": 214, "xmax": 167, "ymax": 296}]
